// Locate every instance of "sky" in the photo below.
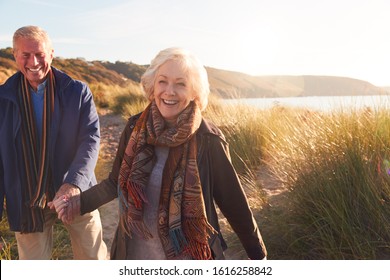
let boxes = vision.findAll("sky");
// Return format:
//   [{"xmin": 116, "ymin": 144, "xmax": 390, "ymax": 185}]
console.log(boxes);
[{"xmin": 1, "ymin": 0, "xmax": 390, "ymax": 86}]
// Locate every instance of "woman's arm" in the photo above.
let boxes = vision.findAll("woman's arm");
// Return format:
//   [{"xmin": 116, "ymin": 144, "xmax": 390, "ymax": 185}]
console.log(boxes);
[
  {"xmin": 80, "ymin": 117, "xmax": 136, "ymax": 214},
  {"xmin": 211, "ymin": 136, "xmax": 267, "ymax": 259}
]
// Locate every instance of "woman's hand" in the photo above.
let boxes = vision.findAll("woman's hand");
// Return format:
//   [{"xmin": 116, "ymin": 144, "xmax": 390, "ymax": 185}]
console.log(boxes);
[
  {"xmin": 48, "ymin": 194, "xmax": 81, "ymax": 224},
  {"xmin": 48, "ymin": 195, "xmax": 68, "ymax": 217}
]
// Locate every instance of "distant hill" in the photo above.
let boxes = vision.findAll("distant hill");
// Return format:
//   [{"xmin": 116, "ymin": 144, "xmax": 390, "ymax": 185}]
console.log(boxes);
[
  {"xmin": 207, "ymin": 67, "xmax": 388, "ymax": 98},
  {"xmin": 0, "ymin": 47, "xmax": 144, "ymax": 88},
  {"xmin": 1, "ymin": 47, "xmax": 387, "ymax": 98}
]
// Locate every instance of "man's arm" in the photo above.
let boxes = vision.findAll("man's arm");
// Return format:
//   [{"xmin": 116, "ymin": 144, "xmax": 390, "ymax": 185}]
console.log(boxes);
[
  {"xmin": 62, "ymin": 85, "xmax": 100, "ymax": 191},
  {"xmin": 0, "ymin": 151, "xmax": 4, "ymax": 221}
]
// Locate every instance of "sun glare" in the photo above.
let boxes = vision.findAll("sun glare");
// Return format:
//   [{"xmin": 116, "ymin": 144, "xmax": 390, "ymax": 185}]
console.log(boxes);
[{"xmin": 230, "ymin": 26, "xmax": 280, "ymax": 76}]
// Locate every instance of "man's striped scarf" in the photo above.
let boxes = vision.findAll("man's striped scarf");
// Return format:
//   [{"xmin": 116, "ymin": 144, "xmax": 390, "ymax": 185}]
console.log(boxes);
[
  {"xmin": 118, "ymin": 101, "xmax": 215, "ymax": 259},
  {"xmin": 18, "ymin": 70, "xmax": 55, "ymax": 233}
]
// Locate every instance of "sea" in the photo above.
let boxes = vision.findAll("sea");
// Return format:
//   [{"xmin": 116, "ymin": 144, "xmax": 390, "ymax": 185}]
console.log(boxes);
[{"xmin": 223, "ymin": 95, "xmax": 390, "ymax": 112}]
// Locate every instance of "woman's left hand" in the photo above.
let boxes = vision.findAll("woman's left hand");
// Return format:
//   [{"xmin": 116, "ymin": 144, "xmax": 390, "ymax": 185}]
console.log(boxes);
[
  {"xmin": 48, "ymin": 194, "xmax": 80, "ymax": 224},
  {"xmin": 48, "ymin": 195, "xmax": 69, "ymax": 221}
]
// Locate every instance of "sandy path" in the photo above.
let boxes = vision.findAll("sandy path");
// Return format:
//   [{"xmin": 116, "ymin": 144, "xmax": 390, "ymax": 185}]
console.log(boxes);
[{"xmin": 96, "ymin": 109, "xmax": 125, "ymax": 258}]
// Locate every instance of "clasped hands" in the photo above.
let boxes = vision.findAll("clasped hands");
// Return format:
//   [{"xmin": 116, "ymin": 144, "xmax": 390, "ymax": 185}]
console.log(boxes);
[{"xmin": 47, "ymin": 183, "xmax": 81, "ymax": 224}]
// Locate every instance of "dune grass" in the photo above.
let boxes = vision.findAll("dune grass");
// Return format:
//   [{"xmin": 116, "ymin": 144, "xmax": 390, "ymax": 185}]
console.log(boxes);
[
  {"xmin": 261, "ymin": 106, "xmax": 390, "ymax": 259},
  {"xmin": 0, "ymin": 212, "xmax": 73, "ymax": 260},
  {"xmin": 1, "ymin": 87, "xmax": 390, "ymax": 259},
  {"xmin": 90, "ymin": 82, "xmax": 148, "ymax": 116}
]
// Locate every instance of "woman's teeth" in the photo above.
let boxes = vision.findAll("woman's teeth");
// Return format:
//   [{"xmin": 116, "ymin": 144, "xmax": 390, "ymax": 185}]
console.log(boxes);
[{"xmin": 163, "ymin": 99, "xmax": 177, "ymax": 105}]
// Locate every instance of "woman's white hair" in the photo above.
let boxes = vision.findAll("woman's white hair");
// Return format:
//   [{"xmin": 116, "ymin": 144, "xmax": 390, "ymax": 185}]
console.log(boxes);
[{"xmin": 141, "ymin": 47, "xmax": 210, "ymax": 111}]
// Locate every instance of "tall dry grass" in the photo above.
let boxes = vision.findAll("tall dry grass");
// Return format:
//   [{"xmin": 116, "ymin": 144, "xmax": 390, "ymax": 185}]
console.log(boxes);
[
  {"xmin": 90, "ymin": 82, "xmax": 147, "ymax": 116},
  {"xmin": 204, "ymin": 96, "xmax": 267, "ymax": 173},
  {"xmin": 263, "ymin": 106, "xmax": 390, "ymax": 259}
]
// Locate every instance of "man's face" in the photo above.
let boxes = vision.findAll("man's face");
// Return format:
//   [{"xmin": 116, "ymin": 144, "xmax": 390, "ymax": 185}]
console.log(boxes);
[{"xmin": 13, "ymin": 37, "xmax": 53, "ymax": 90}]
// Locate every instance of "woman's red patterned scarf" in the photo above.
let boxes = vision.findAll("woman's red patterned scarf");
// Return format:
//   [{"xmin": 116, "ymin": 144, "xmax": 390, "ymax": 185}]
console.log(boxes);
[{"xmin": 118, "ymin": 101, "xmax": 215, "ymax": 259}]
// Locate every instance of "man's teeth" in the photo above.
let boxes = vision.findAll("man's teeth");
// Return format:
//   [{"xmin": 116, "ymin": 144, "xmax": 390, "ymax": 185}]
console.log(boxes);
[{"xmin": 28, "ymin": 68, "xmax": 41, "ymax": 72}]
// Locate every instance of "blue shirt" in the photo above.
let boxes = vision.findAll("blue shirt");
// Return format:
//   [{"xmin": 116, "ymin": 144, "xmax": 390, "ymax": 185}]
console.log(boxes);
[{"xmin": 30, "ymin": 81, "xmax": 46, "ymax": 144}]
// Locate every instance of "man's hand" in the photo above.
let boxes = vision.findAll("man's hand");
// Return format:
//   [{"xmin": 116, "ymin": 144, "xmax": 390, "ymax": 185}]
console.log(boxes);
[
  {"xmin": 54, "ymin": 183, "xmax": 81, "ymax": 200},
  {"xmin": 48, "ymin": 183, "xmax": 81, "ymax": 224}
]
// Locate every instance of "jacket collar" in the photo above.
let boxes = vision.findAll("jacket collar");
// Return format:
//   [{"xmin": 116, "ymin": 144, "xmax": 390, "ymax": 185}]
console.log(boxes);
[
  {"xmin": 198, "ymin": 118, "xmax": 222, "ymax": 136},
  {"xmin": 0, "ymin": 71, "xmax": 22, "ymax": 103},
  {"xmin": 0, "ymin": 66, "xmax": 72, "ymax": 104}
]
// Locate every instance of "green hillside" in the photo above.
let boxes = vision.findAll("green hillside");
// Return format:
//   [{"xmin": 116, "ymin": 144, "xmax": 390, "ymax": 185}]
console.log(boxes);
[{"xmin": 0, "ymin": 47, "xmax": 387, "ymax": 98}]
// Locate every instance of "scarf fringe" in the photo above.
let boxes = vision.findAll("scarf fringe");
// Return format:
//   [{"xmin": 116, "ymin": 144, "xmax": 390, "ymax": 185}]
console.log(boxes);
[
  {"xmin": 170, "ymin": 225, "xmax": 214, "ymax": 260},
  {"xmin": 168, "ymin": 217, "xmax": 216, "ymax": 259},
  {"xmin": 184, "ymin": 240, "xmax": 214, "ymax": 260},
  {"xmin": 118, "ymin": 184, "xmax": 152, "ymax": 239},
  {"xmin": 126, "ymin": 180, "xmax": 148, "ymax": 209},
  {"xmin": 127, "ymin": 220, "xmax": 153, "ymax": 239},
  {"xmin": 183, "ymin": 217, "xmax": 217, "ymax": 238},
  {"xmin": 169, "ymin": 228, "xmax": 188, "ymax": 254},
  {"xmin": 30, "ymin": 193, "xmax": 47, "ymax": 208}
]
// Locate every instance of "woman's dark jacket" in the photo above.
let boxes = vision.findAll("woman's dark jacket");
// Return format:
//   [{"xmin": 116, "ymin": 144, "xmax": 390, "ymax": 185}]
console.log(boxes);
[{"xmin": 80, "ymin": 113, "xmax": 267, "ymax": 259}]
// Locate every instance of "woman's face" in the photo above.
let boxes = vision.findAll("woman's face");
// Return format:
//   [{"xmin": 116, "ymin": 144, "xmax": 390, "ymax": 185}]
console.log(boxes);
[{"xmin": 153, "ymin": 60, "xmax": 194, "ymax": 124}]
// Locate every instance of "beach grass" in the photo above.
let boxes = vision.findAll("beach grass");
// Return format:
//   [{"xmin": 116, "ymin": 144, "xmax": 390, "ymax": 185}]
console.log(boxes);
[{"xmin": 260, "ymin": 106, "xmax": 390, "ymax": 259}]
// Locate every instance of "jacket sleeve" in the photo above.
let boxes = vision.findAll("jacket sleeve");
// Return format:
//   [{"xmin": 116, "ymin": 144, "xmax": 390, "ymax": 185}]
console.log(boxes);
[
  {"xmin": 80, "ymin": 117, "xmax": 135, "ymax": 214},
  {"xmin": 210, "ymin": 135, "xmax": 267, "ymax": 259},
  {"xmin": 0, "ymin": 151, "xmax": 4, "ymax": 221},
  {"xmin": 63, "ymin": 84, "xmax": 100, "ymax": 191}
]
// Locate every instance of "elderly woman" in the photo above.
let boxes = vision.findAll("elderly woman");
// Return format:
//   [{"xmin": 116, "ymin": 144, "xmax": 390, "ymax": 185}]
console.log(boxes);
[{"xmin": 50, "ymin": 48, "xmax": 267, "ymax": 260}]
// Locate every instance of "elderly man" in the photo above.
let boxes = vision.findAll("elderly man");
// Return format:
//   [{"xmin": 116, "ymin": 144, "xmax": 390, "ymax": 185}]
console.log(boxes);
[{"xmin": 0, "ymin": 25, "xmax": 107, "ymax": 259}]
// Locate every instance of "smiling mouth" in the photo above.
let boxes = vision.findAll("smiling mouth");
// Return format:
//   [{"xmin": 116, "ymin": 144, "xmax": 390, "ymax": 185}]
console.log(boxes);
[
  {"xmin": 27, "ymin": 67, "xmax": 42, "ymax": 73},
  {"xmin": 163, "ymin": 99, "xmax": 178, "ymax": 105}
]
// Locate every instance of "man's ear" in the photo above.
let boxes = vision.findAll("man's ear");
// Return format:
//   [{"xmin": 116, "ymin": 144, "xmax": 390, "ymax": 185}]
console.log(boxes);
[{"xmin": 12, "ymin": 48, "xmax": 17, "ymax": 60}]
